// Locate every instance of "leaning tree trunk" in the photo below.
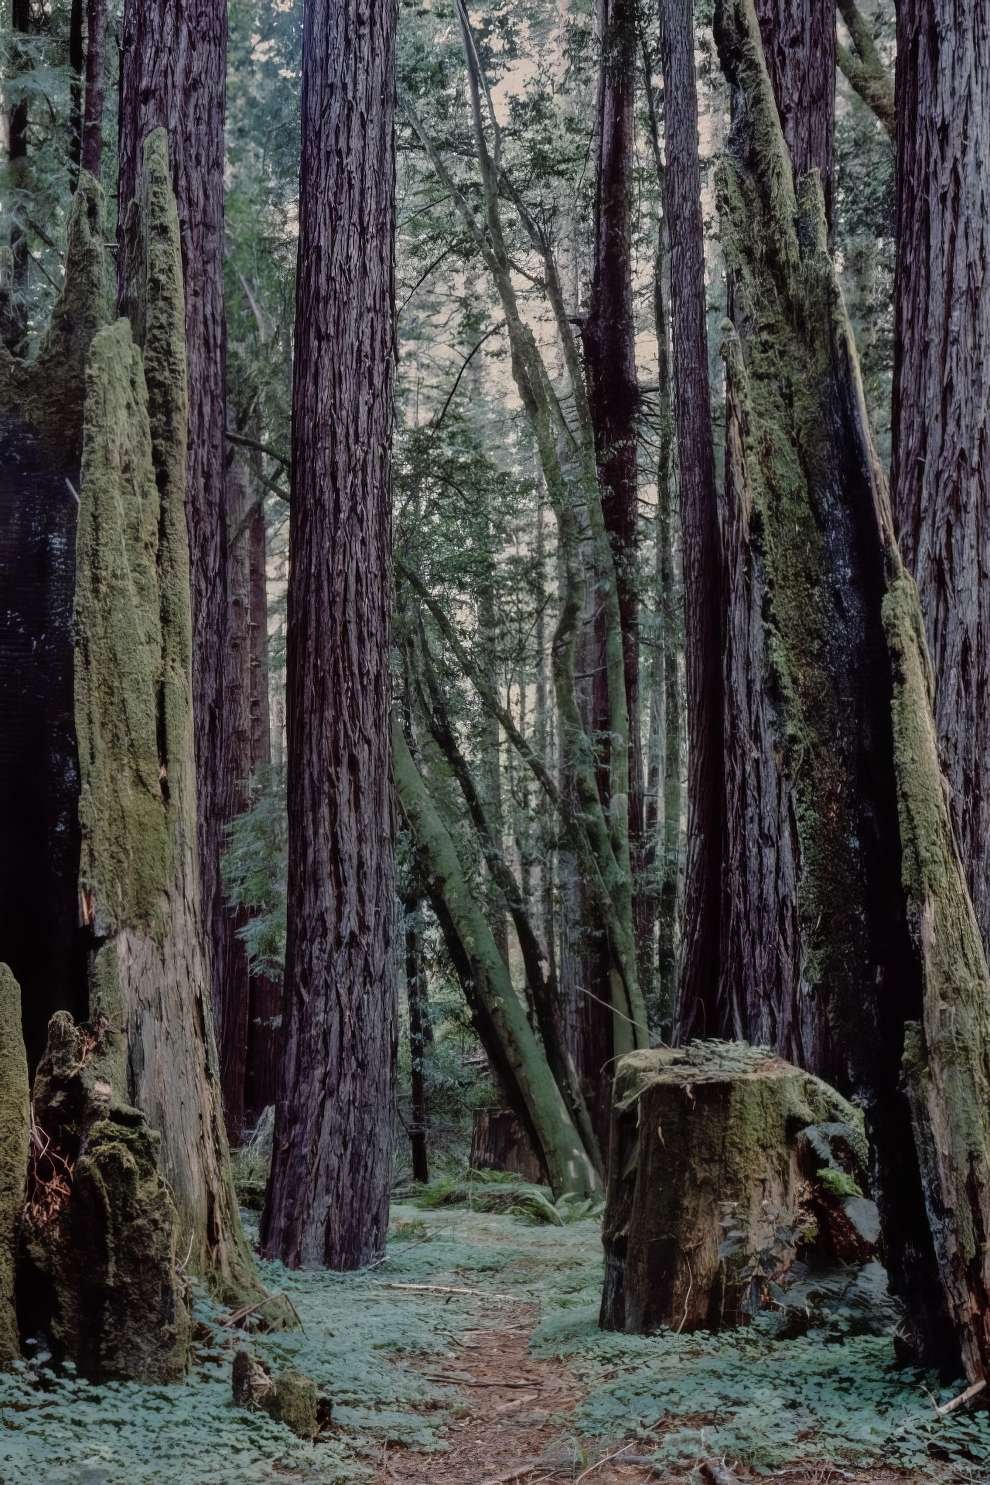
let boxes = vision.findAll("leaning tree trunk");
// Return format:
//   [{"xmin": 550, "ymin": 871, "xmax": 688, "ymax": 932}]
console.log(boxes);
[
  {"xmin": 658, "ymin": 0, "xmax": 722, "ymax": 1041},
  {"xmin": 261, "ymin": 0, "xmax": 399, "ymax": 1271},
  {"xmin": 713, "ymin": 0, "xmax": 990, "ymax": 1383},
  {"xmin": 891, "ymin": 0, "xmax": 990, "ymax": 958},
  {"xmin": 403, "ymin": 893, "xmax": 430, "ymax": 1185},
  {"xmin": 118, "ymin": 0, "xmax": 251, "ymax": 1141},
  {"xmin": 393, "ymin": 722, "xmax": 600, "ymax": 1199}
]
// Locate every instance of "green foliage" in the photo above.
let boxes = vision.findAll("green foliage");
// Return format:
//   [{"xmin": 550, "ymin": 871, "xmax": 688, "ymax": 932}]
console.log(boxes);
[
  {"xmin": 2, "ymin": 1200, "xmax": 987, "ymax": 1482},
  {"xmin": 222, "ymin": 766, "xmax": 287, "ymax": 980},
  {"xmin": 412, "ymin": 1171, "xmax": 602, "ymax": 1226},
  {"xmin": 817, "ymin": 1166, "xmax": 864, "ymax": 1200}
]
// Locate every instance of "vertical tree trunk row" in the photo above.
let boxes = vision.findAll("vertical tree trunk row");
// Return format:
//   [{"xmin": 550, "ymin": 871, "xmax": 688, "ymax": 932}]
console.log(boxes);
[{"xmin": 753, "ymin": 0, "xmax": 836, "ymax": 218}]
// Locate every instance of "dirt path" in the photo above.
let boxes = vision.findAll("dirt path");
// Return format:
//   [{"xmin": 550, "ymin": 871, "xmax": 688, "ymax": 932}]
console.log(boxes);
[
  {"xmin": 377, "ymin": 1302, "xmax": 657, "ymax": 1485},
  {"xmin": 375, "ymin": 1302, "xmax": 934, "ymax": 1485}
]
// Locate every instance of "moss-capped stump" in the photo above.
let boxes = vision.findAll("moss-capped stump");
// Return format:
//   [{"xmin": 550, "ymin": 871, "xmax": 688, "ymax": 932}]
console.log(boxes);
[{"xmin": 600, "ymin": 1042, "xmax": 865, "ymax": 1334}]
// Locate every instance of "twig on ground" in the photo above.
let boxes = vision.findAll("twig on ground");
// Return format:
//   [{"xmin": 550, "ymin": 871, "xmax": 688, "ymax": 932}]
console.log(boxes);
[
  {"xmin": 375, "ymin": 1281, "xmax": 522, "ymax": 1302},
  {"xmin": 476, "ymin": 1463, "xmax": 540, "ymax": 1485},
  {"xmin": 422, "ymin": 1373, "xmax": 537, "ymax": 1389},
  {"xmin": 934, "ymin": 1378, "xmax": 987, "ymax": 1415},
  {"xmin": 574, "ymin": 1442, "xmax": 636, "ymax": 1483}
]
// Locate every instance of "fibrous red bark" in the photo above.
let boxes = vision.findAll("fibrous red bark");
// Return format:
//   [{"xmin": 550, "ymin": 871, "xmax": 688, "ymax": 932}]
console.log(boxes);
[
  {"xmin": 577, "ymin": 0, "xmax": 644, "ymax": 1152},
  {"xmin": 891, "ymin": 0, "xmax": 990, "ymax": 955},
  {"xmin": 81, "ymin": 0, "xmax": 106, "ymax": 178},
  {"xmin": 754, "ymin": 0, "xmax": 836, "ymax": 220},
  {"xmin": 658, "ymin": 0, "xmax": 723, "ymax": 1041},
  {"xmin": 261, "ymin": 0, "xmax": 399, "ymax": 1269}
]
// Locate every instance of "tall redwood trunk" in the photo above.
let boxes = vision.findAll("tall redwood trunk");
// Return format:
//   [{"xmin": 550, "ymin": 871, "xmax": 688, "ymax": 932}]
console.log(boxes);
[
  {"xmin": 261, "ymin": 0, "xmax": 398, "ymax": 1269},
  {"xmin": 577, "ymin": 0, "xmax": 642, "ymax": 1153},
  {"xmin": 891, "ymin": 0, "xmax": 990, "ymax": 952},
  {"xmin": 754, "ymin": 0, "xmax": 836, "ymax": 220},
  {"xmin": 69, "ymin": 0, "xmax": 84, "ymax": 180},
  {"xmin": 714, "ymin": 0, "xmax": 841, "ymax": 1075},
  {"xmin": 118, "ymin": 0, "xmax": 252, "ymax": 1140},
  {"xmin": 659, "ymin": 0, "xmax": 722, "ymax": 1041}
]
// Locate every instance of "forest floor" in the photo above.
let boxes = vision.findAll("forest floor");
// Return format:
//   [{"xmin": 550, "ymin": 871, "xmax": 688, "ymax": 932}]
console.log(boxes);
[{"xmin": 1, "ymin": 1195, "xmax": 988, "ymax": 1484}]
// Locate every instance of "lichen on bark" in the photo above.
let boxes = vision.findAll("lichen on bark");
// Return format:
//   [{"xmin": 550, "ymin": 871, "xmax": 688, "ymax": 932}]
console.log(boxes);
[{"xmin": 21, "ymin": 1011, "xmax": 191, "ymax": 1382}]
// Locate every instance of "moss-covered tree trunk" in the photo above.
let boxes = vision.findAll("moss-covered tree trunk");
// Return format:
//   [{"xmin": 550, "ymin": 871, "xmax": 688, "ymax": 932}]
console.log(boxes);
[
  {"xmin": 0, "ymin": 150, "xmax": 264, "ymax": 1308},
  {"xmin": 713, "ymin": 0, "xmax": 990, "ymax": 1382},
  {"xmin": 393, "ymin": 722, "xmax": 600, "ymax": 1200},
  {"xmin": 73, "ymin": 137, "xmax": 261, "ymax": 1305},
  {"xmin": 118, "ymin": 0, "xmax": 251, "ymax": 1142}
]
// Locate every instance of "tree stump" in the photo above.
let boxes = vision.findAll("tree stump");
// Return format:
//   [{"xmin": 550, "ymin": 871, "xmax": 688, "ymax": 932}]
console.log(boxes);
[
  {"xmin": 600, "ymin": 1043, "xmax": 867, "ymax": 1334},
  {"xmin": 0, "ymin": 967, "xmax": 29, "ymax": 1363},
  {"xmin": 470, "ymin": 1108, "xmax": 548, "ymax": 1185},
  {"xmin": 20, "ymin": 1012, "xmax": 191, "ymax": 1381}
]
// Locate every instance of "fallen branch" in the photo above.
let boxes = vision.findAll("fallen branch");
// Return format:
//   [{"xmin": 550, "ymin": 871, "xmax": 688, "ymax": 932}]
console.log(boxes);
[
  {"xmin": 422, "ymin": 1373, "xmax": 537, "ymax": 1390},
  {"xmin": 935, "ymin": 1378, "xmax": 987, "ymax": 1416},
  {"xmin": 477, "ymin": 1464, "xmax": 539, "ymax": 1485},
  {"xmin": 574, "ymin": 1443, "xmax": 637, "ymax": 1483},
  {"xmin": 375, "ymin": 1281, "xmax": 523, "ymax": 1302}
]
